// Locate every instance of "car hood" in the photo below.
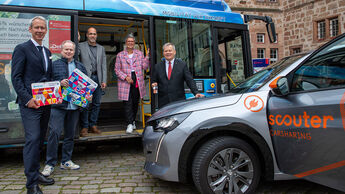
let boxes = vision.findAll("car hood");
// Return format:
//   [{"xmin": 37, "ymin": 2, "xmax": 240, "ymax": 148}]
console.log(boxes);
[{"xmin": 148, "ymin": 93, "xmax": 243, "ymax": 121}]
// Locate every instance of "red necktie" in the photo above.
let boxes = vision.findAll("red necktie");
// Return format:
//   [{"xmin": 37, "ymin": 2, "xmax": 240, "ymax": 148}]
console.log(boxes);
[{"xmin": 168, "ymin": 61, "xmax": 172, "ymax": 80}]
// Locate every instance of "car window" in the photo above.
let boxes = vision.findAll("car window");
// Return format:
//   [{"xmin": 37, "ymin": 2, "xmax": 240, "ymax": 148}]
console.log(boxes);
[
  {"xmin": 292, "ymin": 36, "xmax": 345, "ymax": 91},
  {"xmin": 229, "ymin": 53, "xmax": 306, "ymax": 94}
]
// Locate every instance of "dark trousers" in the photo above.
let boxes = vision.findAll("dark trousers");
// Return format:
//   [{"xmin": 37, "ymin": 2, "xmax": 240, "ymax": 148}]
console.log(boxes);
[
  {"xmin": 19, "ymin": 105, "xmax": 51, "ymax": 189},
  {"xmin": 80, "ymin": 74, "xmax": 102, "ymax": 128},
  {"xmin": 46, "ymin": 108, "xmax": 79, "ymax": 167},
  {"xmin": 123, "ymin": 72, "xmax": 139, "ymax": 125}
]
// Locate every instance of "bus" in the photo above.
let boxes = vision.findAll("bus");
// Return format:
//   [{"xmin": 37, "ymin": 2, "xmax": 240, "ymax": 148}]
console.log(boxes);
[{"xmin": 0, "ymin": 0, "xmax": 276, "ymax": 147}]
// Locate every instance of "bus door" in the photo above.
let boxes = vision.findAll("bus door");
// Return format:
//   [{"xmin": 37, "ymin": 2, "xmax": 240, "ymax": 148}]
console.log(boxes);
[
  {"xmin": 213, "ymin": 25, "xmax": 251, "ymax": 94},
  {"xmin": 78, "ymin": 14, "xmax": 150, "ymax": 134},
  {"xmin": 154, "ymin": 18, "xmax": 218, "ymax": 100}
]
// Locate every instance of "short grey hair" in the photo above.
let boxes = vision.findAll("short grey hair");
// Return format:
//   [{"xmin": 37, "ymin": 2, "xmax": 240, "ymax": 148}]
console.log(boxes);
[
  {"xmin": 163, "ymin": 42, "xmax": 175, "ymax": 51},
  {"xmin": 61, "ymin": 40, "xmax": 76, "ymax": 50},
  {"xmin": 29, "ymin": 16, "xmax": 47, "ymax": 28},
  {"xmin": 125, "ymin": 33, "xmax": 136, "ymax": 42}
]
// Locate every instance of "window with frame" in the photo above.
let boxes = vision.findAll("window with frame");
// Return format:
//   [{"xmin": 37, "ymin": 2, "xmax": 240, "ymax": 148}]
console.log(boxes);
[
  {"xmin": 317, "ymin": 20, "xmax": 326, "ymax": 39},
  {"xmin": 270, "ymin": 48, "xmax": 278, "ymax": 63},
  {"xmin": 330, "ymin": 18, "xmax": 339, "ymax": 37},
  {"xmin": 257, "ymin": 48, "xmax": 265, "ymax": 58},
  {"xmin": 292, "ymin": 36, "xmax": 345, "ymax": 92},
  {"xmin": 292, "ymin": 47, "xmax": 301, "ymax": 54},
  {"xmin": 257, "ymin": 33, "xmax": 265, "ymax": 43}
]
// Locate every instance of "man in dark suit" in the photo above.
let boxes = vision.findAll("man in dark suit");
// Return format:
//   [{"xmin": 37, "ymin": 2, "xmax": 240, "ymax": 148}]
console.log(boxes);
[
  {"xmin": 151, "ymin": 42, "xmax": 204, "ymax": 108},
  {"xmin": 11, "ymin": 16, "xmax": 55, "ymax": 194}
]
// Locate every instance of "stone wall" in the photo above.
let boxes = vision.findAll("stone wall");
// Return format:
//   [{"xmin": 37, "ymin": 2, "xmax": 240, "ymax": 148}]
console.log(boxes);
[
  {"xmin": 226, "ymin": 0, "xmax": 284, "ymax": 61},
  {"xmin": 282, "ymin": 0, "xmax": 345, "ymax": 56},
  {"xmin": 226, "ymin": 0, "xmax": 345, "ymax": 59}
]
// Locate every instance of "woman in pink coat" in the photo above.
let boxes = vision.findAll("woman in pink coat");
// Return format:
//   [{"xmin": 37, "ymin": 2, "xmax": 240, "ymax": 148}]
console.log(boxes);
[{"xmin": 115, "ymin": 34, "xmax": 150, "ymax": 133}]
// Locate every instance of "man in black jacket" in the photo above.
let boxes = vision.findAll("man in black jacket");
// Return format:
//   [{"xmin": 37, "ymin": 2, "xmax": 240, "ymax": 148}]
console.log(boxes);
[
  {"xmin": 41, "ymin": 40, "xmax": 89, "ymax": 177},
  {"xmin": 151, "ymin": 42, "xmax": 204, "ymax": 108}
]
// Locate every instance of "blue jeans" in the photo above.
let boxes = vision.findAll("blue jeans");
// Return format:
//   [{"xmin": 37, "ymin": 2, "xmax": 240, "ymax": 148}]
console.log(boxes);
[
  {"xmin": 46, "ymin": 108, "xmax": 79, "ymax": 166},
  {"xmin": 80, "ymin": 74, "xmax": 102, "ymax": 128}
]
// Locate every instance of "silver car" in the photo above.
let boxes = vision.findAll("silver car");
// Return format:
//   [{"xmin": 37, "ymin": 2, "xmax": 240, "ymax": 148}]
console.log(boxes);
[{"xmin": 143, "ymin": 33, "xmax": 345, "ymax": 194}]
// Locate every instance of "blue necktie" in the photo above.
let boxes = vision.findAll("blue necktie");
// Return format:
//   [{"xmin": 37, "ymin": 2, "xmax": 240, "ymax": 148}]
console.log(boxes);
[{"xmin": 37, "ymin": 46, "xmax": 46, "ymax": 72}]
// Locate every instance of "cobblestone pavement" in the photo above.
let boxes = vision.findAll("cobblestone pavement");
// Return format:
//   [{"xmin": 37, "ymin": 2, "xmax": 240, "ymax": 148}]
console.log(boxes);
[{"xmin": 0, "ymin": 138, "xmax": 343, "ymax": 194}]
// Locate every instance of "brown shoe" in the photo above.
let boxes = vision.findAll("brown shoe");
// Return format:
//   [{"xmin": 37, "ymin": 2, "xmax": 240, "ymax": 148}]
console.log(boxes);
[
  {"xmin": 80, "ymin": 128, "xmax": 88, "ymax": 137},
  {"xmin": 90, "ymin": 126, "xmax": 101, "ymax": 134}
]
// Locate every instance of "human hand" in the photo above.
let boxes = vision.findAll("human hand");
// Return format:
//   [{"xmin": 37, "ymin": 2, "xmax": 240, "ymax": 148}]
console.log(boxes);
[
  {"xmin": 146, "ymin": 48, "xmax": 150, "ymax": 58},
  {"xmin": 151, "ymin": 82, "xmax": 158, "ymax": 94},
  {"xmin": 60, "ymin": 79, "xmax": 69, "ymax": 87},
  {"xmin": 125, "ymin": 76, "xmax": 133, "ymax": 84},
  {"xmin": 101, "ymin": 82, "xmax": 107, "ymax": 89},
  {"xmin": 56, "ymin": 98, "xmax": 63, "ymax": 104},
  {"xmin": 27, "ymin": 98, "xmax": 40, "ymax": 109},
  {"xmin": 86, "ymin": 95, "xmax": 92, "ymax": 102},
  {"xmin": 195, "ymin": 93, "xmax": 205, "ymax": 98}
]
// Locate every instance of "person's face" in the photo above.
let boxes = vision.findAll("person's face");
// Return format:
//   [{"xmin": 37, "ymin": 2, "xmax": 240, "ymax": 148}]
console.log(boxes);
[
  {"xmin": 61, "ymin": 42, "xmax": 75, "ymax": 61},
  {"xmin": 163, "ymin": 45, "xmax": 176, "ymax": 61},
  {"xmin": 29, "ymin": 18, "xmax": 47, "ymax": 43},
  {"xmin": 126, "ymin": 37, "xmax": 135, "ymax": 50},
  {"xmin": 86, "ymin": 28, "xmax": 97, "ymax": 44}
]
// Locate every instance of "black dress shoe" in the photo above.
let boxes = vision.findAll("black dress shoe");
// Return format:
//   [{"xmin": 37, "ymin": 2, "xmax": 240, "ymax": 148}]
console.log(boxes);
[
  {"xmin": 38, "ymin": 173, "xmax": 55, "ymax": 185},
  {"xmin": 27, "ymin": 184, "xmax": 43, "ymax": 194}
]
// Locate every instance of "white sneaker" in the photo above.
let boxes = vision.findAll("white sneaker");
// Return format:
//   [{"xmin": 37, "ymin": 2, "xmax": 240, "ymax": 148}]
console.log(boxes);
[
  {"xmin": 41, "ymin": 165, "xmax": 54, "ymax": 177},
  {"xmin": 132, "ymin": 122, "xmax": 136, "ymax": 130},
  {"xmin": 60, "ymin": 160, "xmax": 80, "ymax": 170},
  {"xmin": 126, "ymin": 124, "xmax": 133, "ymax": 134}
]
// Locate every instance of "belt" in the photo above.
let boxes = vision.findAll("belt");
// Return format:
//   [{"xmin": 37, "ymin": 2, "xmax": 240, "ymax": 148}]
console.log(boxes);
[{"xmin": 91, "ymin": 71, "xmax": 97, "ymax": 75}]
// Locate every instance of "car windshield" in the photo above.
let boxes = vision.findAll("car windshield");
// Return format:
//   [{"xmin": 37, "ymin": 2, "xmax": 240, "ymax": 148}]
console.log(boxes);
[{"xmin": 229, "ymin": 53, "xmax": 307, "ymax": 93}]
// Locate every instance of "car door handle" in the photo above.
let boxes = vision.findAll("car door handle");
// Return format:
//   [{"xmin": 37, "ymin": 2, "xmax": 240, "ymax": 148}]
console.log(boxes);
[{"xmin": 0, "ymin": 128, "xmax": 9, "ymax": 133}]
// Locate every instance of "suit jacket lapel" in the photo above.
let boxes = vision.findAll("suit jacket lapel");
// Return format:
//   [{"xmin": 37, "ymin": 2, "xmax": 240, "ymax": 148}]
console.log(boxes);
[
  {"xmin": 86, "ymin": 43, "xmax": 94, "ymax": 64},
  {"xmin": 132, "ymin": 51, "xmax": 138, "ymax": 67},
  {"xmin": 28, "ymin": 41, "xmax": 45, "ymax": 72},
  {"xmin": 96, "ymin": 44, "xmax": 101, "ymax": 66},
  {"xmin": 124, "ymin": 50, "xmax": 131, "ymax": 65},
  {"xmin": 43, "ymin": 46, "xmax": 51, "ymax": 73},
  {"xmin": 162, "ymin": 59, "xmax": 169, "ymax": 80}
]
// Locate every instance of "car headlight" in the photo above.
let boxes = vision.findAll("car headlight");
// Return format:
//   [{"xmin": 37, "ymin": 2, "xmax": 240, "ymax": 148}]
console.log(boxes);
[{"xmin": 154, "ymin": 112, "xmax": 191, "ymax": 133}]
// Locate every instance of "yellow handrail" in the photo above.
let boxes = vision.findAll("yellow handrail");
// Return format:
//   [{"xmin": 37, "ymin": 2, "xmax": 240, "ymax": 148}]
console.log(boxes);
[
  {"xmin": 140, "ymin": 21, "xmax": 151, "ymax": 129},
  {"xmin": 226, "ymin": 73, "xmax": 237, "ymax": 87}
]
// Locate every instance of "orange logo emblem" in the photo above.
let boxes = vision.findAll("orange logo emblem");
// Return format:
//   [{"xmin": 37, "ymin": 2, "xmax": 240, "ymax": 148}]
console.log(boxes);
[{"xmin": 244, "ymin": 95, "xmax": 264, "ymax": 112}]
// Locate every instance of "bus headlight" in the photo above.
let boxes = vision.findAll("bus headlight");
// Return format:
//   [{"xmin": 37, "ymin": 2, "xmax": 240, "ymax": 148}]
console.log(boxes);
[{"xmin": 154, "ymin": 112, "xmax": 191, "ymax": 133}]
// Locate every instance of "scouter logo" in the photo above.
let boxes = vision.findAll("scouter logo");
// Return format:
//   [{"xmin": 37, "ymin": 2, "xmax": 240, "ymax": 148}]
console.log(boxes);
[{"xmin": 244, "ymin": 95, "xmax": 264, "ymax": 112}]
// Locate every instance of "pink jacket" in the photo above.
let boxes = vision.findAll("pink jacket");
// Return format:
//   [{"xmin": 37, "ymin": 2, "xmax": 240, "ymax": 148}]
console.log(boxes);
[{"xmin": 115, "ymin": 49, "xmax": 150, "ymax": 101}]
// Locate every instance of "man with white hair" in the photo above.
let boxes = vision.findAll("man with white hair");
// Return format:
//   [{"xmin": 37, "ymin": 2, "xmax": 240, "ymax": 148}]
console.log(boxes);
[
  {"xmin": 152, "ymin": 42, "xmax": 204, "ymax": 108},
  {"xmin": 41, "ymin": 40, "xmax": 89, "ymax": 178}
]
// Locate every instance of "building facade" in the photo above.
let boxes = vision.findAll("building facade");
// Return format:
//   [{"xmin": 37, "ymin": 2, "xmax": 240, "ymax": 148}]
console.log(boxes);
[{"xmin": 227, "ymin": 0, "xmax": 345, "ymax": 61}]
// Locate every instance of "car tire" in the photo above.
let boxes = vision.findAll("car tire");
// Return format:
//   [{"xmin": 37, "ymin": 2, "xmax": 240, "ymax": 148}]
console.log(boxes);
[{"xmin": 192, "ymin": 136, "xmax": 261, "ymax": 194}]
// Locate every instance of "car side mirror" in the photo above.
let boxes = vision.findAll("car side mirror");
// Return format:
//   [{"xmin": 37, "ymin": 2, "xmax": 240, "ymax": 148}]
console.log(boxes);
[
  {"xmin": 269, "ymin": 76, "xmax": 289, "ymax": 96},
  {"xmin": 266, "ymin": 21, "xmax": 277, "ymax": 43}
]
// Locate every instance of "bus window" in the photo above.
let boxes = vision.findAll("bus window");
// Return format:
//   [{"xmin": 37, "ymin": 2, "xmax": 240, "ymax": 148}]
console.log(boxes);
[
  {"xmin": 191, "ymin": 23, "xmax": 213, "ymax": 78},
  {"xmin": 155, "ymin": 19, "xmax": 189, "ymax": 64},
  {"xmin": 0, "ymin": 11, "xmax": 71, "ymax": 143}
]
